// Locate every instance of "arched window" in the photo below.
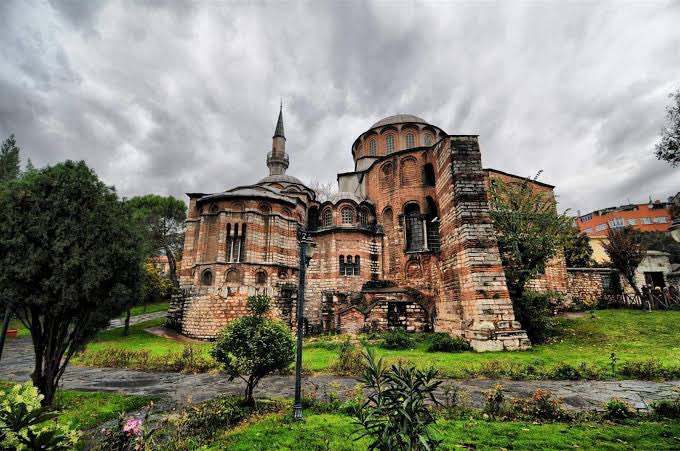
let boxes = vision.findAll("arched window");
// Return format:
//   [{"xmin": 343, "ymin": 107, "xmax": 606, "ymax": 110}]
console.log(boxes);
[
  {"xmin": 322, "ymin": 208, "xmax": 333, "ymax": 227},
  {"xmin": 405, "ymin": 133, "xmax": 415, "ymax": 149},
  {"xmin": 231, "ymin": 202, "xmax": 244, "ymax": 212},
  {"xmin": 341, "ymin": 207, "xmax": 354, "ymax": 224},
  {"xmin": 226, "ymin": 269, "xmax": 240, "ymax": 284},
  {"xmin": 386, "ymin": 135, "xmax": 395, "ymax": 154},
  {"xmin": 404, "ymin": 203, "xmax": 424, "ymax": 252},
  {"xmin": 383, "ymin": 207, "xmax": 397, "ymax": 274},
  {"xmin": 400, "ymin": 158, "xmax": 417, "ymax": 186},
  {"xmin": 425, "ymin": 196, "xmax": 440, "ymax": 253},
  {"xmin": 354, "ymin": 255, "xmax": 360, "ymax": 275},
  {"xmin": 423, "ymin": 134, "xmax": 433, "ymax": 146},
  {"xmin": 368, "ymin": 139, "xmax": 377, "ymax": 156},
  {"xmin": 260, "ymin": 204, "xmax": 271, "ymax": 262},
  {"xmin": 358, "ymin": 207, "xmax": 369, "ymax": 226},
  {"xmin": 210, "ymin": 204, "xmax": 219, "ymax": 214},
  {"xmin": 201, "ymin": 269, "xmax": 213, "ymax": 286},
  {"xmin": 423, "ymin": 163, "xmax": 435, "ymax": 186},
  {"xmin": 227, "ymin": 223, "xmax": 246, "ymax": 263},
  {"xmin": 255, "ymin": 270, "xmax": 267, "ymax": 285},
  {"xmin": 380, "ymin": 163, "xmax": 393, "ymax": 190},
  {"xmin": 281, "ymin": 208, "xmax": 292, "ymax": 217},
  {"xmin": 339, "ymin": 256, "xmax": 345, "ymax": 276}
]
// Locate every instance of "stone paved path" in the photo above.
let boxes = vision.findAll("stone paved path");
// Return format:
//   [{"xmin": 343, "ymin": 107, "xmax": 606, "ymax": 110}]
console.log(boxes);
[
  {"xmin": 106, "ymin": 311, "xmax": 166, "ymax": 330},
  {"xmin": 2, "ymin": 336, "xmax": 678, "ymax": 412}
]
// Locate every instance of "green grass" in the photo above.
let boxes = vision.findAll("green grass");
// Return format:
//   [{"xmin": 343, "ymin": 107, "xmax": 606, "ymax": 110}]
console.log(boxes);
[
  {"xmin": 0, "ymin": 381, "xmax": 155, "ymax": 430},
  {"xmin": 73, "ymin": 310, "xmax": 680, "ymax": 379},
  {"xmin": 214, "ymin": 412, "xmax": 680, "ymax": 450},
  {"xmin": 121, "ymin": 302, "xmax": 169, "ymax": 318},
  {"xmin": 304, "ymin": 309, "xmax": 680, "ymax": 377}
]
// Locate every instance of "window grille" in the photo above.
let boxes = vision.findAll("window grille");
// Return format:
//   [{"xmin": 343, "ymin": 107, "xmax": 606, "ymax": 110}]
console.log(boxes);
[
  {"xmin": 423, "ymin": 134, "xmax": 433, "ymax": 146},
  {"xmin": 405, "ymin": 133, "xmax": 415, "ymax": 148},
  {"xmin": 358, "ymin": 208, "xmax": 369, "ymax": 226},
  {"xmin": 322, "ymin": 209, "xmax": 333, "ymax": 227},
  {"xmin": 386, "ymin": 135, "xmax": 395, "ymax": 154},
  {"xmin": 341, "ymin": 207, "xmax": 354, "ymax": 224},
  {"xmin": 368, "ymin": 139, "xmax": 377, "ymax": 156}
]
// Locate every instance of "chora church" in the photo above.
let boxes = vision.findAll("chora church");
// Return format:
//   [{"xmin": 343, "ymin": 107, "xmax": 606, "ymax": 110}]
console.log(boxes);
[{"xmin": 167, "ymin": 107, "xmax": 568, "ymax": 351}]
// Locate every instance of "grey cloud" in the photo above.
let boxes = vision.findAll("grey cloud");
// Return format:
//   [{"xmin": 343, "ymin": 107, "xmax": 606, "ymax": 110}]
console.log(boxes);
[{"xmin": 0, "ymin": 0, "xmax": 678, "ymax": 214}]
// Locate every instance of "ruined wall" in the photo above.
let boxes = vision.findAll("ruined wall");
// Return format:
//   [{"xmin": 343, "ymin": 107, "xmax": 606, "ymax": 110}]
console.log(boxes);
[{"xmin": 566, "ymin": 268, "xmax": 619, "ymax": 309}]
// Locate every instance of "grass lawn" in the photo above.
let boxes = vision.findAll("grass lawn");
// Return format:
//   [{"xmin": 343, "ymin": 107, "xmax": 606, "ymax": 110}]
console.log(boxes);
[
  {"xmin": 214, "ymin": 412, "xmax": 680, "ymax": 450},
  {"xmin": 122, "ymin": 301, "xmax": 169, "ymax": 318},
  {"xmin": 0, "ymin": 380, "xmax": 156, "ymax": 430},
  {"xmin": 74, "ymin": 309, "xmax": 680, "ymax": 379}
]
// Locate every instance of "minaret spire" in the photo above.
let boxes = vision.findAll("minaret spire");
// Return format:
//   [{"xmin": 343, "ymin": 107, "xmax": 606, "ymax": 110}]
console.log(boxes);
[{"xmin": 267, "ymin": 102, "xmax": 289, "ymax": 176}]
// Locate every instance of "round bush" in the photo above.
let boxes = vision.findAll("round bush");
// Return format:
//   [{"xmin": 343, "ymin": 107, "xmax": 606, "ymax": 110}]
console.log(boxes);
[{"xmin": 427, "ymin": 333, "xmax": 472, "ymax": 353}]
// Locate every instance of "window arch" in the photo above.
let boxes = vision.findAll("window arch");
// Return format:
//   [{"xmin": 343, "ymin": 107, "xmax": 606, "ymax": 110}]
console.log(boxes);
[
  {"xmin": 380, "ymin": 163, "xmax": 394, "ymax": 190},
  {"xmin": 322, "ymin": 208, "xmax": 333, "ymax": 227},
  {"xmin": 201, "ymin": 269, "xmax": 213, "ymax": 286},
  {"xmin": 209, "ymin": 204, "xmax": 219, "ymax": 214},
  {"xmin": 231, "ymin": 202, "xmax": 244, "ymax": 212},
  {"xmin": 400, "ymin": 157, "xmax": 418, "ymax": 186},
  {"xmin": 255, "ymin": 270, "xmax": 267, "ymax": 285},
  {"xmin": 368, "ymin": 139, "xmax": 377, "ymax": 156},
  {"xmin": 281, "ymin": 208, "xmax": 292, "ymax": 217},
  {"xmin": 423, "ymin": 133, "xmax": 433, "ymax": 146},
  {"xmin": 405, "ymin": 133, "xmax": 415, "ymax": 149},
  {"xmin": 358, "ymin": 207, "xmax": 370, "ymax": 226},
  {"xmin": 385, "ymin": 135, "xmax": 395, "ymax": 154},
  {"xmin": 341, "ymin": 207, "xmax": 354, "ymax": 224},
  {"xmin": 258, "ymin": 203, "xmax": 271, "ymax": 214},
  {"xmin": 226, "ymin": 269, "xmax": 240, "ymax": 284},
  {"xmin": 404, "ymin": 203, "xmax": 424, "ymax": 252}
]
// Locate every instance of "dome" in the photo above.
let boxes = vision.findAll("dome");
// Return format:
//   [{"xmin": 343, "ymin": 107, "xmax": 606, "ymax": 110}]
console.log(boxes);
[
  {"xmin": 326, "ymin": 192, "xmax": 370, "ymax": 205},
  {"xmin": 370, "ymin": 114, "xmax": 429, "ymax": 129},
  {"xmin": 257, "ymin": 174, "xmax": 307, "ymax": 186}
]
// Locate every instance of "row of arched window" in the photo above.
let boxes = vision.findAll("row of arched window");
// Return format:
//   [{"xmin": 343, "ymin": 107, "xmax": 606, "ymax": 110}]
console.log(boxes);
[
  {"xmin": 380, "ymin": 160, "xmax": 436, "ymax": 190},
  {"xmin": 319, "ymin": 206, "xmax": 371, "ymax": 228},
  {"xmin": 200, "ymin": 267, "xmax": 268, "ymax": 286},
  {"xmin": 361, "ymin": 132, "xmax": 435, "ymax": 157},
  {"xmin": 226, "ymin": 223, "xmax": 246, "ymax": 263},
  {"xmin": 339, "ymin": 255, "xmax": 360, "ymax": 276}
]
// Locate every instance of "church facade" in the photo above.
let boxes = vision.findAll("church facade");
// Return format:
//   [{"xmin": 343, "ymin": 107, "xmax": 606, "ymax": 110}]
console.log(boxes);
[{"xmin": 167, "ymin": 109, "xmax": 567, "ymax": 351}]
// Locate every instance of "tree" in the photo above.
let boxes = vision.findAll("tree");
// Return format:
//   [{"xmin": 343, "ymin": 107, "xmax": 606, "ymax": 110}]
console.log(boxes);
[
  {"xmin": 488, "ymin": 175, "xmax": 573, "ymax": 300},
  {"xmin": 0, "ymin": 161, "xmax": 144, "ymax": 405},
  {"xmin": 308, "ymin": 179, "xmax": 337, "ymax": 203},
  {"xmin": 564, "ymin": 226, "xmax": 594, "ymax": 267},
  {"xmin": 639, "ymin": 231, "xmax": 680, "ymax": 264},
  {"xmin": 122, "ymin": 263, "xmax": 174, "ymax": 336},
  {"xmin": 210, "ymin": 295, "xmax": 294, "ymax": 405},
  {"xmin": 353, "ymin": 348, "xmax": 441, "ymax": 450},
  {"xmin": 603, "ymin": 227, "xmax": 646, "ymax": 297},
  {"xmin": 654, "ymin": 89, "xmax": 680, "ymax": 167},
  {"xmin": 0, "ymin": 135, "xmax": 21, "ymax": 183},
  {"xmin": 127, "ymin": 195, "xmax": 186, "ymax": 287}
]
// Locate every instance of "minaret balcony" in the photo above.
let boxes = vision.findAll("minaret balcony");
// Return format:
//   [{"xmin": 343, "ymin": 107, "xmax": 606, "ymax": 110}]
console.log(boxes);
[{"xmin": 267, "ymin": 151, "xmax": 289, "ymax": 165}]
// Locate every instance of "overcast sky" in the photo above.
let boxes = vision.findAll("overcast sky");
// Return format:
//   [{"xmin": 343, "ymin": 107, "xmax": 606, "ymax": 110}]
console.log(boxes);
[{"xmin": 1, "ymin": 0, "xmax": 678, "ymax": 214}]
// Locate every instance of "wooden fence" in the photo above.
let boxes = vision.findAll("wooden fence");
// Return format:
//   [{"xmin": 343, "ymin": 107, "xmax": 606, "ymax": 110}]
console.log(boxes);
[{"xmin": 601, "ymin": 288, "xmax": 680, "ymax": 310}]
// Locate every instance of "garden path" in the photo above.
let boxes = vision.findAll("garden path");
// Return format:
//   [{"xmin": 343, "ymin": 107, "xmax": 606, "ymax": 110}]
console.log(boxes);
[
  {"xmin": 2, "ymin": 336, "xmax": 678, "ymax": 412},
  {"xmin": 106, "ymin": 311, "xmax": 166, "ymax": 330}
]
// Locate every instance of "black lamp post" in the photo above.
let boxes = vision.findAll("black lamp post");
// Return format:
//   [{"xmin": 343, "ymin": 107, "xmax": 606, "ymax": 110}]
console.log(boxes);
[{"xmin": 293, "ymin": 228, "xmax": 316, "ymax": 421}]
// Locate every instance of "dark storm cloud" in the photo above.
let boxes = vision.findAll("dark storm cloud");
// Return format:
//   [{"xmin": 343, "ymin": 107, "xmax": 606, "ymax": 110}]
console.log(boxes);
[{"xmin": 0, "ymin": 0, "xmax": 678, "ymax": 213}]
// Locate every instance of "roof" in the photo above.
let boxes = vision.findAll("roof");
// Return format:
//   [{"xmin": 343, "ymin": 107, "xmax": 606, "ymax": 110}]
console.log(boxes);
[
  {"xmin": 257, "ymin": 174, "xmax": 306, "ymax": 186},
  {"xmin": 484, "ymin": 168, "xmax": 556, "ymax": 189},
  {"xmin": 273, "ymin": 105, "xmax": 285, "ymax": 138},
  {"xmin": 325, "ymin": 191, "xmax": 370, "ymax": 205},
  {"xmin": 370, "ymin": 114, "xmax": 429, "ymax": 128}
]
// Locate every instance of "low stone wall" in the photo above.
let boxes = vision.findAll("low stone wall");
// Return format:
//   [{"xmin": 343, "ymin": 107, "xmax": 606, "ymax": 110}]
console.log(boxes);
[{"xmin": 566, "ymin": 268, "xmax": 619, "ymax": 308}]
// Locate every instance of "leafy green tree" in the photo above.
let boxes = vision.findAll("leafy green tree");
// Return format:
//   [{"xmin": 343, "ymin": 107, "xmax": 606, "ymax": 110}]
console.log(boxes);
[
  {"xmin": 211, "ymin": 295, "xmax": 294, "ymax": 405},
  {"xmin": 0, "ymin": 161, "xmax": 144, "ymax": 405},
  {"xmin": 353, "ymin": 348, "xmax": 441, "ymax": 450},
  {"xmin": 489, "ymin": 175, "xmax": 573, "ymax": 300},
  {"xmin": 0, "ymin": 135, "xmax": 21, "ymax": 183},
  {"xmin": 564, "ymin": 226, "xmax": 594, "ymax": 267},
  {"xmin": 603, "ymin": 227, "xmax": 646, "ymax": 297},
  {"xmin": 639, "ymin": 231, "xmax": 680, "ymax": 264},
  {"xmin": 127, "ymin": 195, "xmax": 186, "ymax": 287},
  {"xmin": 655, "ymin": 89, "xmax": 680, "ymax": 167}
]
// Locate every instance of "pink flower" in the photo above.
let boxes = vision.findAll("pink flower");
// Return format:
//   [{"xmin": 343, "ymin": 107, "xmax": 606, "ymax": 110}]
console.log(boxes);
[{"xmin": 122, "ymin": 418, "xmax": 142, "ymax": 436}]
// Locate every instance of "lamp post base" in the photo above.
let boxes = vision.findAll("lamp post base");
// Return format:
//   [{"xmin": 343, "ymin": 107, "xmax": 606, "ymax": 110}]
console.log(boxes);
[{"xmin": 293, "ymin": 403, "xmax": 303, "ymax": 421}]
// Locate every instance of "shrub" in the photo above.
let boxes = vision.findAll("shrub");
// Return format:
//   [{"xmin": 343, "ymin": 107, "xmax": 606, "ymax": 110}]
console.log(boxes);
[
  {"xmin": 380, "ymin": 329, "xmax": 414, "ymax": 350},
  {"xmin": 353, "ymin": 348, "xmax": 441, "ymax": 450},
  {"xmin": 427, "ymin": 333, "xmax": 472, "ymax": 353},
  {"xmin": 510, "ymin": 389, "xmax": 571, "ymax": 422},
  {"xmin": 211, "ymin": 295, "xmax": 295, "ymax": 405},
  {"xmin": 604, "ymin": 398, "xmax": 635, "ymax": 421},
  {"xmin": 651, "ymin": 397, "xmax": 680, "ymax": 419},
  {"xmin": 95, "ymin": 403, "xmax": 157, "ymax": 451},
  {"xmin": 75, "ymin": 346, "xmax": 218, "ymax": 373},
  {"xmin": 550, "ymin": 362, "xmax": 583, "ymax": 380},
  {"xmin": 483, "ymin": 384, "xmax": 505, "ymax": 419},
  {"xmin": 332, "ymin": 338, "xmax": 364, "ymax": 376},
  {"xmin": 440, "ymin": 383, "xmax": 472, "ymax": 419},
  {"xmin": 246, "ymin": 294, "xmax": 271, "ymax": 316},
  {"xmin": 619, "ymin": 359, "xmax": 666, "ymax": 380},
  {"xmin": 0, "ymin": 381, "xmax": 80, "ymax": 450},
  {"xmin": 512, "ymin": 291, "xmax": 560, "ymax": 344}
]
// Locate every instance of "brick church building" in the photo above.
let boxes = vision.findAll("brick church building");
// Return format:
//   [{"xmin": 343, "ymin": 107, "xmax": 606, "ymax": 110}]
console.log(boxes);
[{"xmin": 167, "ymin": 108, "xmax": 567, "ymax": 351}]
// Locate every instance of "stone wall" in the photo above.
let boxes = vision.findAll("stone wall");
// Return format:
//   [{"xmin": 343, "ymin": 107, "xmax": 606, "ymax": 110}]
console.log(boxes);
[{"xmin": 566, "ymin": 268, "xmax": 620, "ymax": 308}]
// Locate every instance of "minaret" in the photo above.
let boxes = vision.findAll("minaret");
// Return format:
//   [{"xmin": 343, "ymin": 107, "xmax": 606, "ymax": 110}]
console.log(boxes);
[{"xmin": 267, "ymin": 102, "xmax": 289, "ymax": 176}]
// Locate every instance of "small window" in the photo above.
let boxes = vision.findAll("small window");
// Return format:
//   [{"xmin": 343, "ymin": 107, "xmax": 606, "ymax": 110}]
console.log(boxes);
[
  {"xmin": 423, "ymin": 134, "xmax": 433, "ymax": 146},
  {"xmin": 368, "ymin": 139, "xmax": 377, "ymax": 156},
  {"xmin": 358, "ymin": 208, "xmax": 369, "ymax": 226},
  {"xmin": 281, "ymin": 208, "xmax": 292, "ymax": 217},
  {"xmin": 595, "ymin": 223, "xmax": 608, "ymax": 232},
  {"xmin": 322, "ymin": 208, "xmax": 333, "ymax": 227},
  {"xmin": 341, "ymin": 207, "xmax": 354, "ymax": 224},
  {"xmin": 201, "ymin": 269, "xmax": 213, "ymax": 286},
  {"xmin": 354, "ymin": 255, "xmax": 360, "ymax": 276},
  {"xmin": 641, "ymin": 217, "xmax": 652, "ymax": 225},
  {"xmin": 627, "ymin": 219, "xmax": 638, "ymax": 226},
  {"xmin": 405, "ymin": 133, "xmax": 415, "ymax": 149},
  {"xmin": 423, "ymin": 163, "xmax": 435, "ymax": 186},
  {"xmin": 255, "ymin": 271, "xmax": 267, "ymax": 285},
  {"xmin": 339, "ymin": 256, "xmax": 345, "ymax": 276},
  {"xmin": 386, "ymin": 135, "xmax": 395, "ymax": 154},
  {"xmin": 653, "ymin": 216, "xmax": 669, "ymax": 224}
]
